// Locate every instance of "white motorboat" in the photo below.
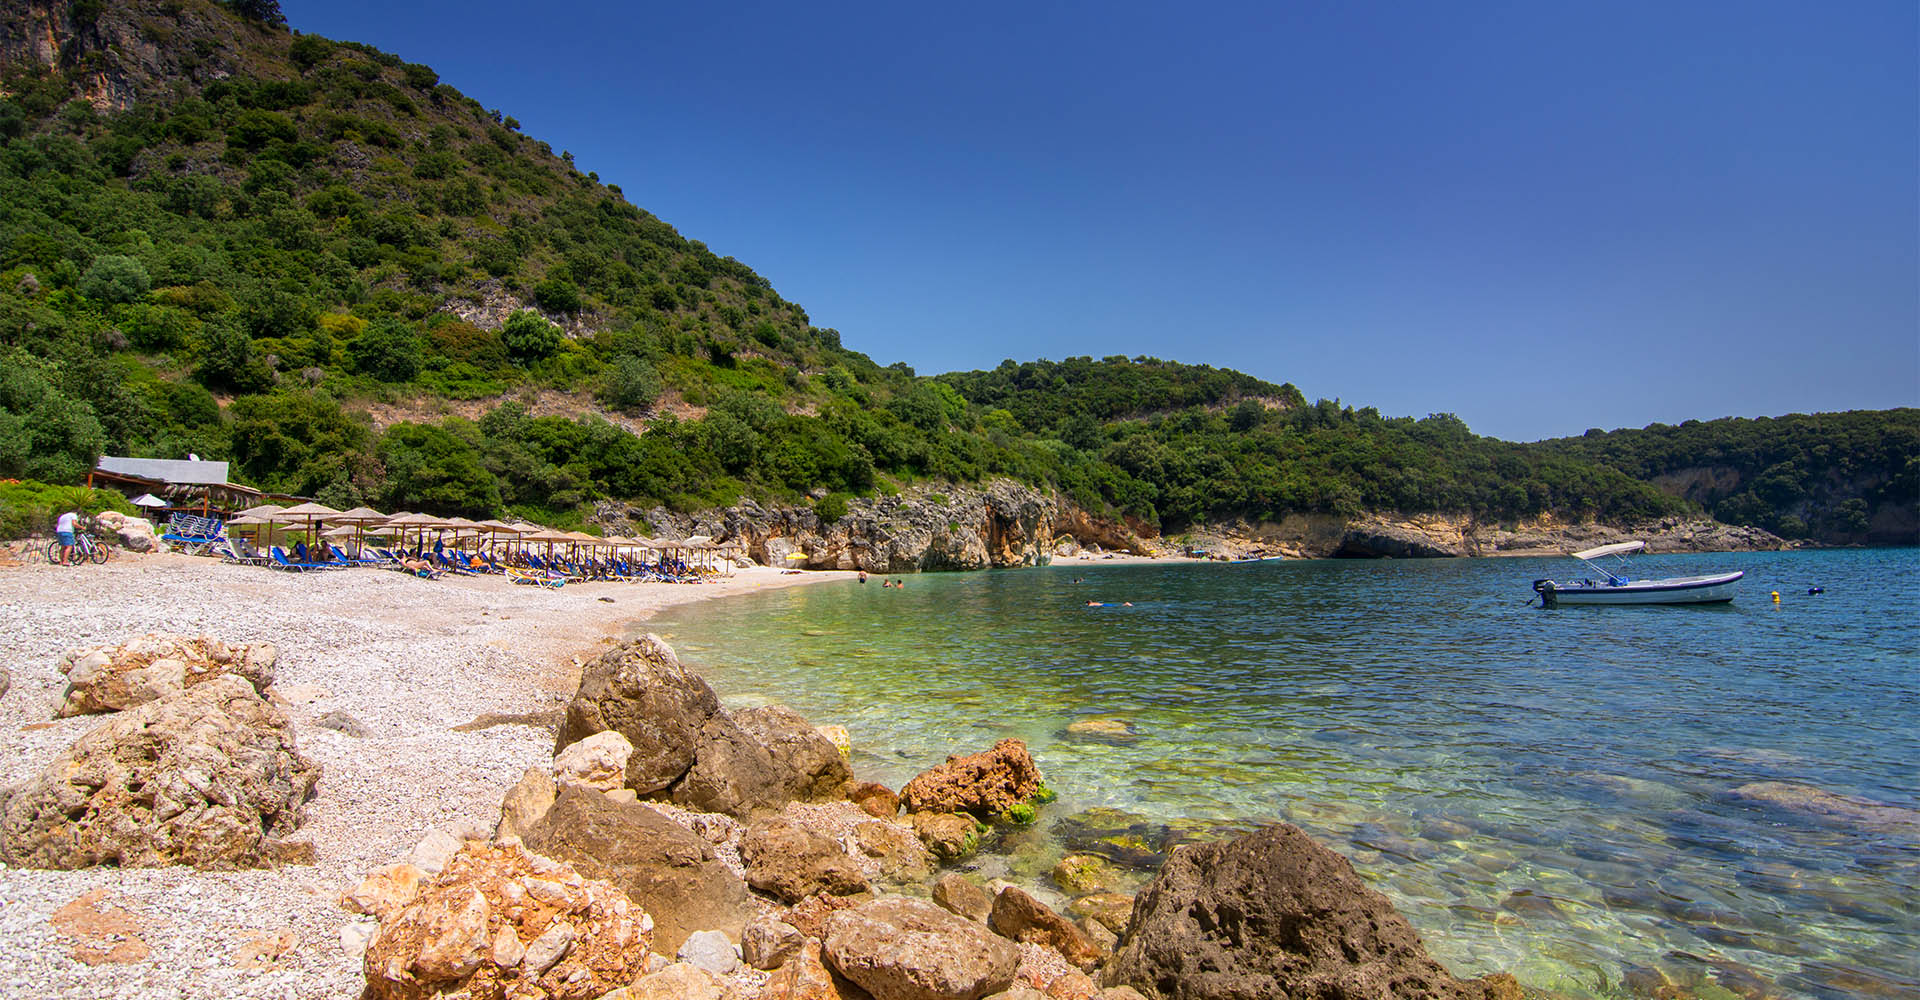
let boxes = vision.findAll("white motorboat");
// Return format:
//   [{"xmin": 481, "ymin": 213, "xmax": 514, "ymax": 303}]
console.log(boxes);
[{"xmin": 1531, "ymin": 541, "xmax": 1743, "ymax": 607}]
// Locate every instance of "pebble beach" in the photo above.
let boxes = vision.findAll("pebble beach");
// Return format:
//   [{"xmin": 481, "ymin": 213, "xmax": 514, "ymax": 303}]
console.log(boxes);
[{"xmin": 0, "ymin": 552, "xmax": 851, "ymax": 1000}]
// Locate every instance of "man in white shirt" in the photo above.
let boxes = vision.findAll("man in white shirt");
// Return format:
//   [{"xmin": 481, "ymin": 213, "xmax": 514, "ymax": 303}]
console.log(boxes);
[{"xmin": 54, "ymin": 510, "xmax": 78, "ymax": 566}]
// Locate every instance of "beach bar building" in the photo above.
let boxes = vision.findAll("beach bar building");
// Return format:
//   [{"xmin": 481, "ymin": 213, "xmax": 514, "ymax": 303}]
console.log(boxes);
[{"xmin": 88, "ymin": 456, "xmax": 300, "ymax": 519}]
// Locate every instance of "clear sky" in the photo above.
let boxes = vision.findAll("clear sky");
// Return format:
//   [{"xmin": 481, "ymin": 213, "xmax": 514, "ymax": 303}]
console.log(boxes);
[{"xmin": 282, "ymin": 0, "xmax": 1917, "ymax": 442}]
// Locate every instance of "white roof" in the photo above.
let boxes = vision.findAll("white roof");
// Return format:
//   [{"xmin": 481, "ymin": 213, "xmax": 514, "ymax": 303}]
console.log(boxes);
[{"xmin": 1572, "ymin": 541, "xmax": 1646, "ymax": 560}]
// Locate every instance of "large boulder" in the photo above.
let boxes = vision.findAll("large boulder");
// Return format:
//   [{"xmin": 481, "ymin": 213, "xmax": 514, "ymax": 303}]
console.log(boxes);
[
  {"xmin": 554, "ymin": 634, "xmax": 722, "ymax": 793},
  {"xmin": 0, "ymin": 675, "xmax": 318, "ymax": 870},
  {"xmin": 736, "ymin": 704, "xmax": 854, "ymax": 801},
  {"xmin": 361, "ymin": 839, "xmax": 651, "ymax": 1000},
  {"xmin": 95, "ymin": 510, "xmax": 158, "ymax": 553},
  {"xmin": 741, "ymin": 815, "xmax": 872, "ymax": 904},
  {"xmin": 899, "ymin": 739, "xmax": 1043, "ymax": 819},
  {"xmin": 824, "ymin": 895, "xmax": 1020, "ymax": 1000},
  {"xmin": 1101, "ymin": 824, "xmax": 1523, "ymax": 1000},
  {"xmin": 552, "ymin": 730, "xmax": 634, "ymax": 793},
  {"xmin": 671, "ymin": 713, "xmax": 792, "ymax": 818},
  {"xmin": 520, "ymin": 785, "xmax": 752, "ymax": 953},
  {"xmin": 55, "ymin": 633, "xmax": 278, "ymax": 717}
]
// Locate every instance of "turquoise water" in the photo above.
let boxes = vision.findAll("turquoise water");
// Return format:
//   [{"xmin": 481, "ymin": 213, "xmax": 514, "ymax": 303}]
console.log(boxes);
[{"xmin": 649, "ymin": 548, "xmax": 1919, "ymax": 999}]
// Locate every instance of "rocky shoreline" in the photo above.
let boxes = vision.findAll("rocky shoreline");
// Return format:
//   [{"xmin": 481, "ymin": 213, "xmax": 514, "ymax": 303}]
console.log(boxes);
[
  {"xmin": 610, "ymin": 480, "xmax": 1789, "ymax": 572},
  {"xmin": 0, "ymin": 553, "xmax": 1526, "ymax": 999}
]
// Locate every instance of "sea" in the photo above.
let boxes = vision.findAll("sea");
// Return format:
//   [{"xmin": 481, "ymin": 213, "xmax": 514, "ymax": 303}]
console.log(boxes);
[{"xmin": 646, "ymin": 547, "xmax": 1919, "ymax": 1000}]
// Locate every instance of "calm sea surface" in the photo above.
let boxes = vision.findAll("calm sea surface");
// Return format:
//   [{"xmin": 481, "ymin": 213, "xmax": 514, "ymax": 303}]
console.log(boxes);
[{"xmin": 648, "ymin": 548, "xmax": 1919, "ymax": 999}]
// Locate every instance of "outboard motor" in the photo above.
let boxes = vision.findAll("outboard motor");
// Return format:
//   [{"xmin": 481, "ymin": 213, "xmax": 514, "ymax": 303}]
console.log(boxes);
[{"xmin": 1531, "ymin": 578, "xmax": 1558, "ymax": 608}]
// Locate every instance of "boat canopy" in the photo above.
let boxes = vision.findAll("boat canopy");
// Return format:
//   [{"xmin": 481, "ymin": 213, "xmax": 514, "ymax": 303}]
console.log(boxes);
[{"xmin": 1571, "ymin": 541, "xmax": 1646, "ymax": 561}]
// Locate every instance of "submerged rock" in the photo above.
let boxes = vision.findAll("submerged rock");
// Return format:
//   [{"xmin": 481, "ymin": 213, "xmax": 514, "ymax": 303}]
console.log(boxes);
[
  {"xmin": 1102, "ymin": 824, "xmax": 1522, "ymax": 1000},
  {"xmin": 1726, "ymin": 781, "xmax": 1920, "ymax": 839},
  {"xmin": 0, "ymin": 675, "xmax": 318, "ymax": 870}
]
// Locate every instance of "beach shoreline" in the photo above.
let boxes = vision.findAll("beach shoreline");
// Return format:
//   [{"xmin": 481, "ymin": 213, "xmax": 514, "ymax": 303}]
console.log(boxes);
[{"xmin": 0, "ymin": 552, "xmax": 854, "ymax": 1000}]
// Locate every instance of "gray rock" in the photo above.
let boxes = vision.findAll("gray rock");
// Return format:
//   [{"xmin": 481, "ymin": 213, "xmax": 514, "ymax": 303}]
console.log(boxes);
[
  {"xmin": 523, "ymin": 919, "xmax": 574, "ymax": 974},
  {"xmin": 0, "ymin": 675, "xmax": 319, "ymax": 870},
  {"xmin": 670, "ymin": 713, "xmax": 791, "ymax": 819},
  {"xmin": 740, "ymin": 815, "xmax": 871, "ymax": 904},
  {"xmin": 1101, "ymin": 824, "xmax": 1523, "ymax": 1000},
  {"xmin": 741, "ymin": 916, "xmax": 804, "ymax": 971},
  {"xmin": 824, "ymin": 895, "xmax": 1020, "ymax": 1000},
  {"xmin": 521, "ymin": 784, "xmax": 752, "ymax": 953},
  {"xmin": 410, "ymin": 829, "xmax": 463, "ymax": 875},
  {"xmin": 316, "ymin": 710, "xmax": 371, "ymax": 738},
  {"xmin": 735, "ymin": 704, "xmax": 853, "ymax": 801},
  {"xmin": 677, "ymin": 929, "xmax": 740, "ymax": 975},
  {"xmin": 554, "ymin": 634, "xmax": 722, "ymax": 793}
]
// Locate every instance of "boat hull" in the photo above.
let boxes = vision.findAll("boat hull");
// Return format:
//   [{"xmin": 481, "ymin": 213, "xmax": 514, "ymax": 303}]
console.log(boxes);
[{"xmin": 1535, "ymin": 570, "xmax": 1744, "ymax": 607}]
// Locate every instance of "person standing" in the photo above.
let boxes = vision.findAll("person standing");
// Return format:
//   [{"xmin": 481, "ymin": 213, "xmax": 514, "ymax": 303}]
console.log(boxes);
[{"xmin": 54, "ymin": 509, "xmax": 78, "ymax": 566}]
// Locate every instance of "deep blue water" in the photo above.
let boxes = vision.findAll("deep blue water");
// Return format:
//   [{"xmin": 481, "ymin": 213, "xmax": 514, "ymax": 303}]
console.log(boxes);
[{"xmin": 649, "ymin": 548, "xmax": 1919, "ymax": 999}]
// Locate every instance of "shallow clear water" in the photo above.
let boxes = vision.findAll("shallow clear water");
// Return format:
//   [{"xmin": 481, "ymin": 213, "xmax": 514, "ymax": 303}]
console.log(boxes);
[{"xmin": 649, "ymin": 548, "xmax": 1919, "ymax": 999}]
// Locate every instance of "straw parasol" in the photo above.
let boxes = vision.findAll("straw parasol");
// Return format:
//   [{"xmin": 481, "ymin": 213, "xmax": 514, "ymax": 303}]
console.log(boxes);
[{"xmin": 233, "ymin": 503, "xmax": 286, "ymax": 520}]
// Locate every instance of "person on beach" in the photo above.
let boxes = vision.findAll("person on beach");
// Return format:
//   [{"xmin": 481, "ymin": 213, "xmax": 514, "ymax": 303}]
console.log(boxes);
[{"xmin": 54, "ymin": 510, "xmax": 78, "ymax": 565}]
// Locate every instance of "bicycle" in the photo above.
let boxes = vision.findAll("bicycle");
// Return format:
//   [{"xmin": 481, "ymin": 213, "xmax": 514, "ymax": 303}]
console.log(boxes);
[{"xmin": 46, "ymin": 527, "xmax": 112, "ymax": 566}]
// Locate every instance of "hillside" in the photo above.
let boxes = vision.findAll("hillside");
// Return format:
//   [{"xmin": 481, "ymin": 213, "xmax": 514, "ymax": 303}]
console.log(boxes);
[
  {"xmin": 1534, "ymin": 410, "xmax": 1919, "ymax": 545},
  {"xmin": 0, "ymin": 0, "xmax": 1890, "ymax": 552}
]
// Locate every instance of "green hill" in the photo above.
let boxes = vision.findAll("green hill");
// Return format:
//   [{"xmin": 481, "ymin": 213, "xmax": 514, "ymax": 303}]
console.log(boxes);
[
  {"xmin": 3, "ymin": 0, "xmax": 1894, "ymax": 547},
  {"xmin": 1533, "ymin": 410, "xmax": 1920, "ymax": 545}
]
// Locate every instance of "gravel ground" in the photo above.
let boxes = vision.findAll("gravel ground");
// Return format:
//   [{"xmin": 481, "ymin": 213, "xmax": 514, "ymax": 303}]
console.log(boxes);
[{"xmin": 0, "ymin": 552, "xmax": 847, "ymax": 1000}]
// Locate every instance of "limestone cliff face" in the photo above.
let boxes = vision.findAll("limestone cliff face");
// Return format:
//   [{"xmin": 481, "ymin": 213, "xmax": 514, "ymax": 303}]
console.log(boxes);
[
  {"xmin": 0, "ymin": 0, "xmax": 277, "ymax": 113},
  {"xmin": 611, "ymin": 480, "xmax": 1148, "ymax": 573},
  {"xmin": 1184, "ymin": 512, "xmax": 1787, "ymax": 561}
]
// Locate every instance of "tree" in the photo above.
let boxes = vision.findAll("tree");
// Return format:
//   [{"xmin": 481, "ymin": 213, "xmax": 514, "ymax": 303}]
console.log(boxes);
[
  {"xmin": 193, "ymin": 321, "xmax": 275, "ymax": 394},
  {"xmin": 347, "ymin": 318, "xmax": 424, "ymax": 383},
  {"xmin": 501, "ymin": 310, "xmax": 562, "ymax": 363},
  {"xmin": 0, "ymin": 351, "xmax": 106, "ymax": 483},
  {"xmin": 601, "ymin": 355, "xmax": 661, "ymax": 412},
  {"xmin": 79, "ymin": 255, "xmax": 151, "ymax": 305},
  {"xmin": 223, "ymin": 0, "xmax": 288, "ymax": 28},
  {"xmin": 377, "ymin": 423, "xmax": 500, "ymax": 516}
]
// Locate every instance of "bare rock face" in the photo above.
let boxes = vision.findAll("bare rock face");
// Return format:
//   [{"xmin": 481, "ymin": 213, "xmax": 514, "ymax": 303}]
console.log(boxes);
[
  {"xmin": 496, "ymin": 766, "xmax": 558, "ymax": 840},
  {"xmin": 900, "ymin": 739, "xmax": 1042, "ymax": 819},
  {"xmin": 851, "ymin": 819, "xmax": 935, "ymax": 884},
  {"xmin": 1101, "ymin": 824, "xmax": 1523, "ymax": 1000},
  {"xmin": 671, "ymin": 713, "xmax": 792, "ymax": 819},
  {"xmin": 520, "ymin": 785, "xmax": 751, "ymax": 953},
  {"xmin": 0, "ymin": 675, "xmax": 318, "ymax": 870},
  {"xmin": 742, "ymin": 916, "xmax": 805, "ymax": 971},
  {"xmin": 741, "ymin": 816, "xmax": 872, "ymax": 904},
  {"xmin": 988, "ymin": 887, "xmax": 1104, "ymax": 971},
  {"xmin": 55, "ymin": 633, "xmax": 279, "ymax": 717},
  {"xmin": 737, "ymin": 704, "xmax": 854, "ymax": 801},
  {"xmin": 361, "ymin": 839, "xmax": 651, "ymax": 1000},
  {"xmin": 554, "ymin": 635, "xmax": 722, "ymax": 793},
  {"xmin": 94, "ymin": 510, "xmax": 158, "ymax": 553},
  {"xmin": 850, "ymin": 781, "xmax": 901, "ymax": 819},
  {"xmin": 824, "ymin": 895, "xmax": 1020, "ymax": 1000}
]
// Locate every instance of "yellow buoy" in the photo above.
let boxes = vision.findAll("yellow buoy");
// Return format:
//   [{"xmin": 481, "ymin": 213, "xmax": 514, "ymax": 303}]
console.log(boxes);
[{"xmin": 1771, "ymin": 591, "xmax": 1781, "ymax": 603}]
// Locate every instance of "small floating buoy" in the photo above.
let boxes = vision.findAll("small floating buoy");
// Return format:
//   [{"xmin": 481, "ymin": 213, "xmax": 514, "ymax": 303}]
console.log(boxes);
[
  {"xmin": 1771, "ymin": 591, "xmax": 1781, "ymax": 603},
  {"xmin": 1806, "ymin": 586, "xmax": 1824, "ymax": 595}
]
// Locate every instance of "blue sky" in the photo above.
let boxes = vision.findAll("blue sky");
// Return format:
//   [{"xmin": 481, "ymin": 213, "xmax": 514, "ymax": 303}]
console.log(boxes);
[{"xmin": 283, "ymin": 1, "xmax": 1917, "ymax": 442}]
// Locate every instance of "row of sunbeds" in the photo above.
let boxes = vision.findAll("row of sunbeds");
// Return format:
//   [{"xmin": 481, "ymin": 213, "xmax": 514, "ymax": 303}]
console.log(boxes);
[{"xmin": 226, "ymin": 539, "xmax": 713, "ymax": 587}]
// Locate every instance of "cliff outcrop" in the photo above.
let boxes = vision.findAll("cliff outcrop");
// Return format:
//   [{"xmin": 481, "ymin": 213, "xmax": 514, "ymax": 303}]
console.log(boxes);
[
  {"xmin": 1183, "ymin": 512, "xmax": 1787, "ymax": 561},
  {"xmin": 0, "ymin": 0, "xmax": 280, "ymax": 113},
  {"xmin": 613, "ymin": 480, "xmax": 1150, "ymax": 573}
]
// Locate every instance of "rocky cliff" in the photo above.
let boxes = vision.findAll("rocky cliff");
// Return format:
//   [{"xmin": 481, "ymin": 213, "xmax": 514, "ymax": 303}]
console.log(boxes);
[
  {"xmin": 603, "ymin": 480, "xmax": 1149, "ymax": 573},
  {"xmin": 1181, "ymin": 511, "xmax": 1786, "ymax": 561},
  {"xmin": 0, "ymin": 0, "xmax": 282, "ymax": 113},
  {"xmin": 601, "ymin": 482, "xmax": 1785, "ymax": 572}
]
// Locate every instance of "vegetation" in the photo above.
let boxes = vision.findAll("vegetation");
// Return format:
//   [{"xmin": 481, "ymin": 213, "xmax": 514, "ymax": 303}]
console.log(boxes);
[
  {"xmin": 0, "ymin": 479, "xmax": 134, "ymax": 539},
  {"xmin": 0, "ymin": 0, "xmax": 1903, "ymax": 545},
  {"xmin": 1534, "ymin": 410, "xmax": 1920, "ymax": 544}
]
